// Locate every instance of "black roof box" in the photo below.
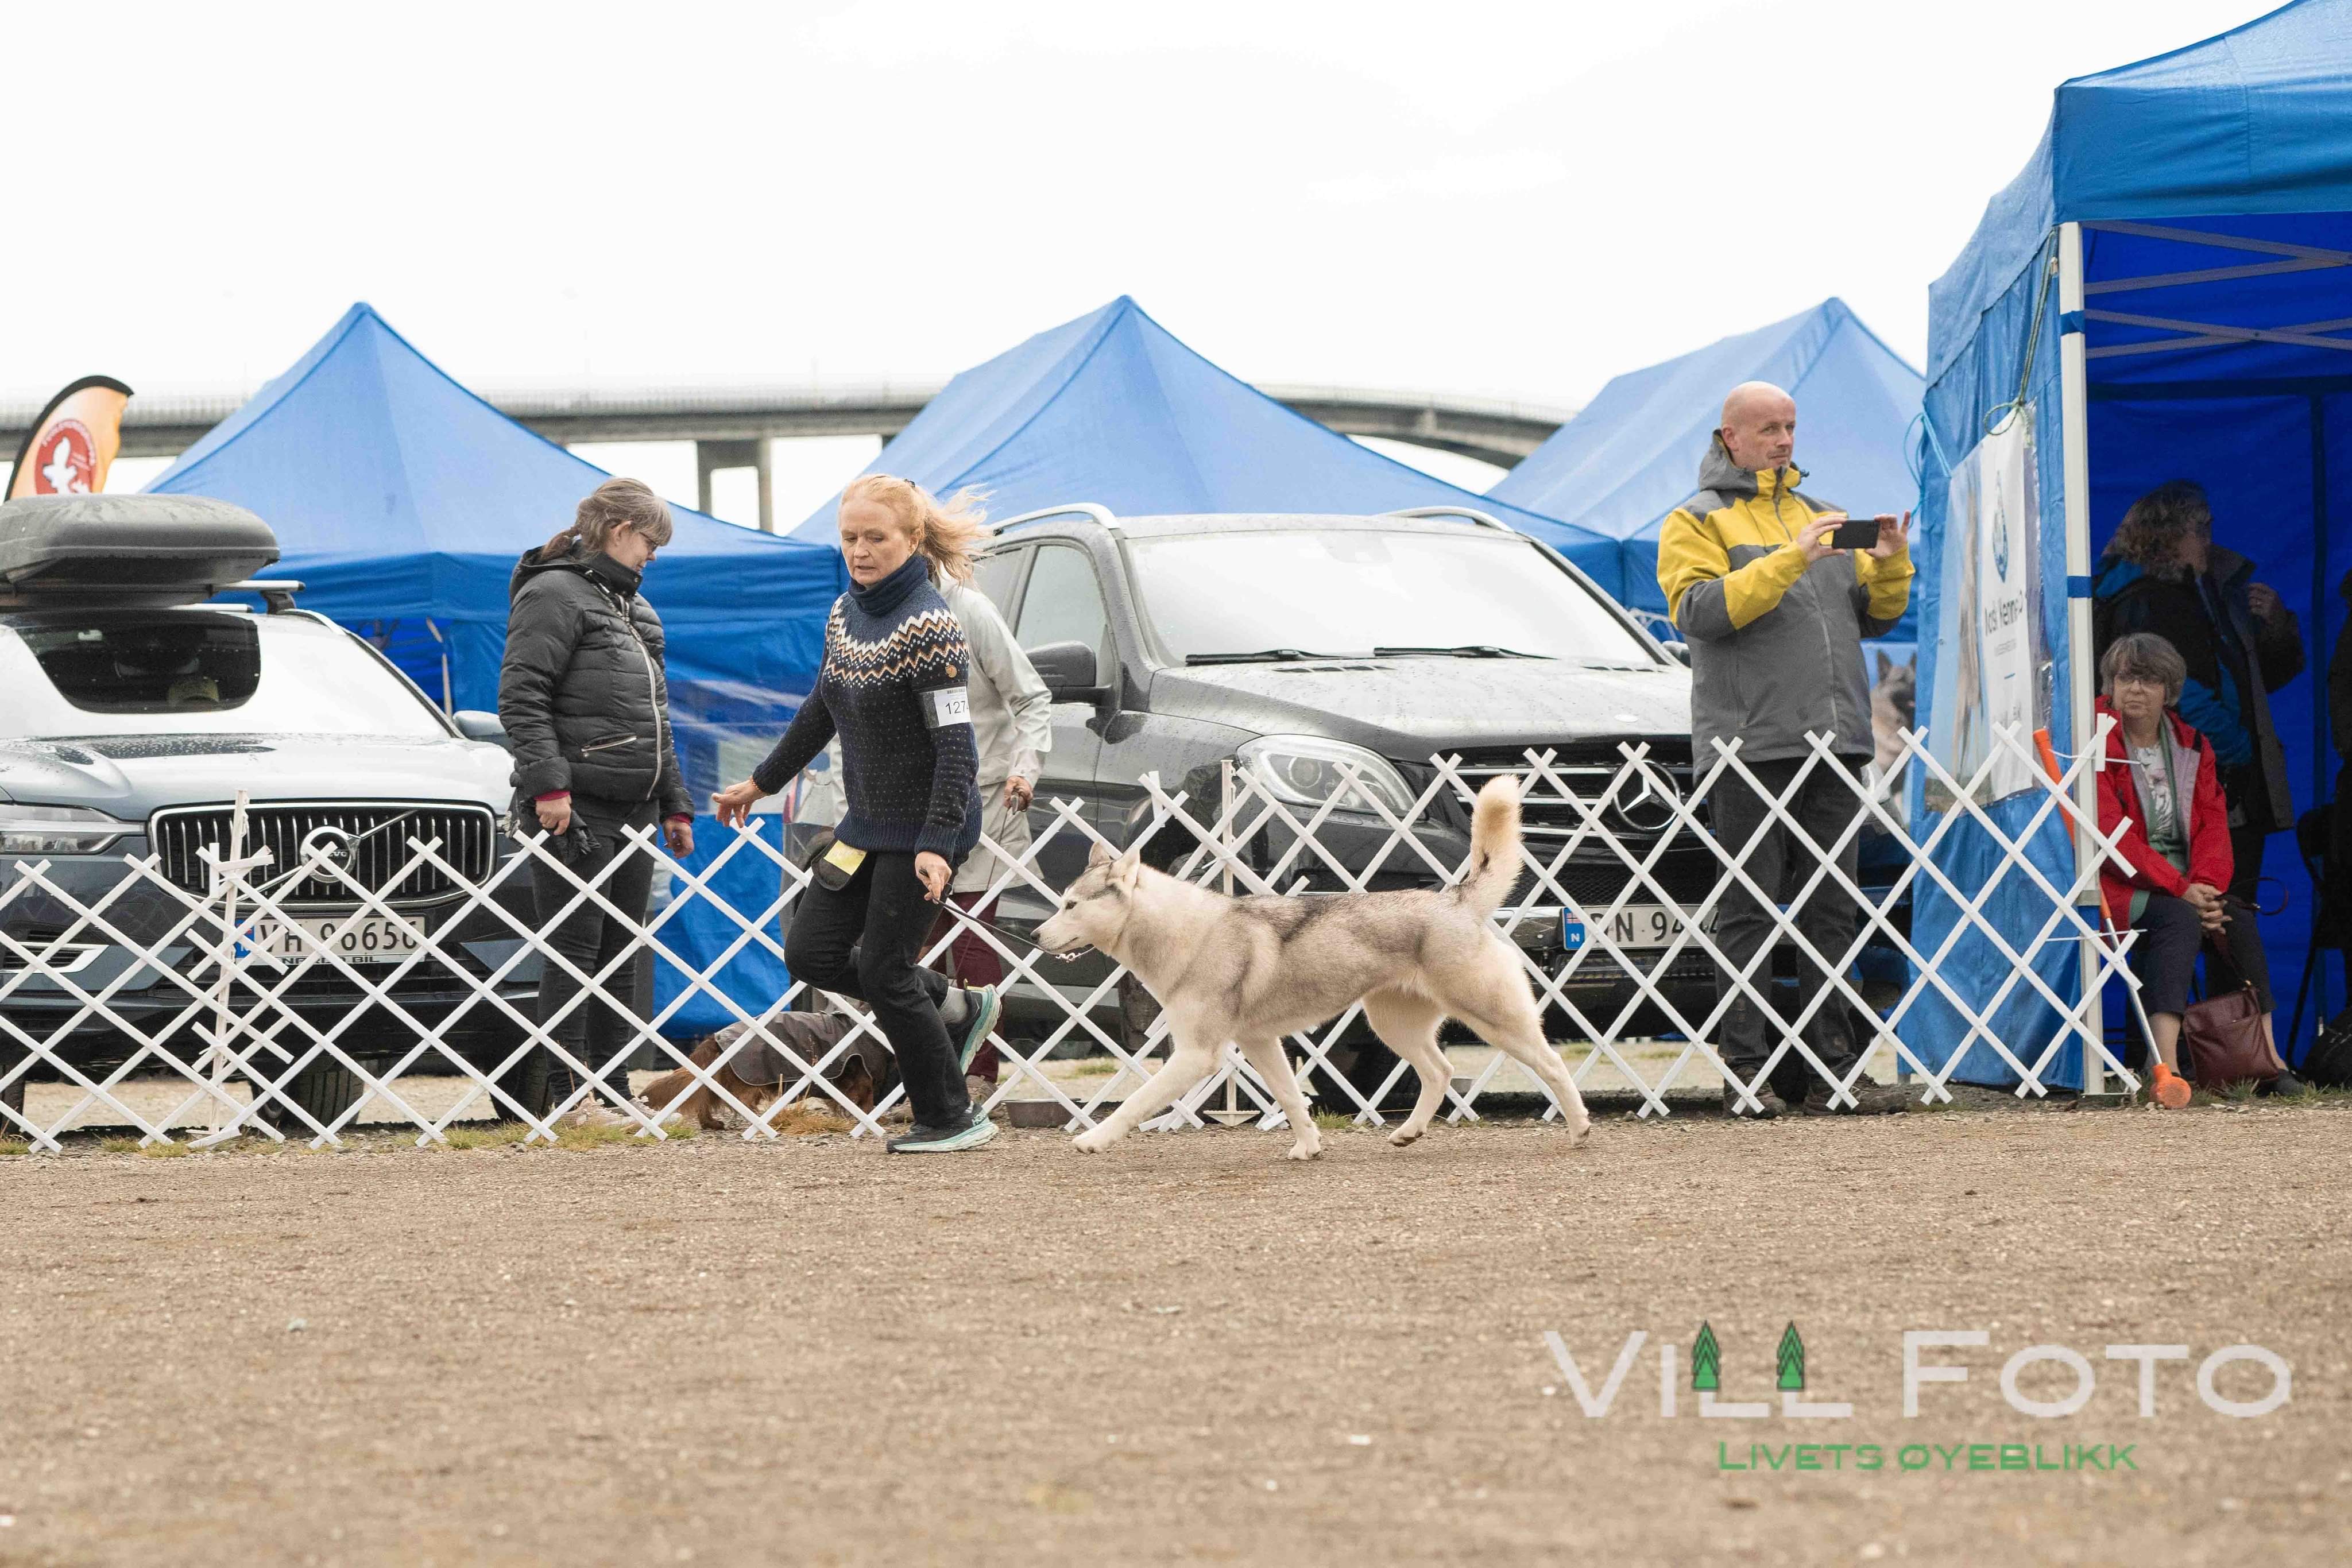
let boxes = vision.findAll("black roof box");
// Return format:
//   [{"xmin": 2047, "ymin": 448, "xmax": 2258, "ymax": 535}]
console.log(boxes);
[{"xmin": 0, "ymin": 494, "xmax": 280, "ymax": 608}]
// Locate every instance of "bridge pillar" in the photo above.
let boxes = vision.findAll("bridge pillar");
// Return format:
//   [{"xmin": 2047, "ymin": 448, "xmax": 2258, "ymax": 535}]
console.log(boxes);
[{"xmin": 695, "ymin": 438, "xmax": 773, "ymax": 532}]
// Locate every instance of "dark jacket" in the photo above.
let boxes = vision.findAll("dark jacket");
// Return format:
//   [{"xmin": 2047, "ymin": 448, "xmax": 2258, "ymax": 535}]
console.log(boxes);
[
  {"xmin": 2092, "ymin": 545, "xmax": 2301, "ymax": 834},
  {"xmin": 498, "ymin": 545, "xmax": 692, "ymax": 819}
]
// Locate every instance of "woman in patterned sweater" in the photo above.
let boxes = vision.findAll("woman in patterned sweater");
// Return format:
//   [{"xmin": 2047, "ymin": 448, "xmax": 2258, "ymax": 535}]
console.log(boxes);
[{"xmin": 712, "ymin": 475, "xmax": 1001, "ymax": 1153}]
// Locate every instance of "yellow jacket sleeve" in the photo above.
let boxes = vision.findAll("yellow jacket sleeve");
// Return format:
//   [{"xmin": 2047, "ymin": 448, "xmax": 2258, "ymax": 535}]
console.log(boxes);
[
  {"xmin": 1658, "ymin": 507, "xmax": 1809, "ymax": 641},
  {"xmin": 1855, "ymin": 545, "xmax": 1914, "ymax": 632}
]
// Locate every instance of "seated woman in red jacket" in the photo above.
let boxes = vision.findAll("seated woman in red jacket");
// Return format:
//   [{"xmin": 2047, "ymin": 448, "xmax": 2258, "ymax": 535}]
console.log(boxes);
[{"xmin": 2097, "ymin": 633, "xmax": 2305, "ymax": 1104}]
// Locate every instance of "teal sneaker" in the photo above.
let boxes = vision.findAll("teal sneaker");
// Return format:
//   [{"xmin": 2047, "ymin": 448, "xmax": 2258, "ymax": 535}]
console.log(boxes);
[
  {"xmin": 887, "ymin": 1106, "xmax": 997, "ymax": 1155},
  {"xmin": 954, "ymin": 984, "xmax": 1003, "ymax": 1074}
]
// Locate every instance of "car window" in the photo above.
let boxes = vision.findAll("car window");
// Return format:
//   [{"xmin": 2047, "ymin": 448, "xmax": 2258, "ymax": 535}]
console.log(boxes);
[
  {"xmin": 972, "ymin": 549, "xmax": 1023, "ymax": 615},
  {"xmin": 1016, "ymin": 545, "xmax": 1112, "ymax": 677},
  {"xmin": 1128, "ymin": 529, "xmax": 1655, "ymax": 665},
  {"xmin": 22, "ymin": 615, "xmax": 263, "ymax": 714},
  {"xmin": 3, "ymin": 611, "xmax": 451, "ymax": 740}
]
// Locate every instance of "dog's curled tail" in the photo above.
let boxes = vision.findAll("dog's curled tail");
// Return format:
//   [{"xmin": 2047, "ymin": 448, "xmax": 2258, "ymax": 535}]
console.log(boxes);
[{"xmin": 1457, "ymin": 775, "xmax": 1524, "ymax": 916}]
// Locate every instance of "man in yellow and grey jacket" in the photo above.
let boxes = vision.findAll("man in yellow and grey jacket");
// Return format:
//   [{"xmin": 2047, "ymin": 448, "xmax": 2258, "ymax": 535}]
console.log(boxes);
[{"xmin": 1655, "ymin": 381, "xmax": 1913, "ymax": 1120}]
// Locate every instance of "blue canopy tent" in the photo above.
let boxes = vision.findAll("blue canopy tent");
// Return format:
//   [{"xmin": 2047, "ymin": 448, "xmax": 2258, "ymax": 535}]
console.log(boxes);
[
  {"xmin": 1487, "ymin": 298, "xmax": 1924, "ymax": 635},
  {"xmin": 150, "ymin": 304, "xmax": 845, "ymax": 1031},
  {"xmin": 790, "ymin": 295, "xmax": 1624, "ymax": 593},
  {"xmin": 1913, "ymin": 0, "xmax": 2352, "ymax": 1087}
]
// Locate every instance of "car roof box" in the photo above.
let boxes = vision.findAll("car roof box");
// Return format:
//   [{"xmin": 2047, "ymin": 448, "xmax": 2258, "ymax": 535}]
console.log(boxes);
[{"xmin": 0, "ymin": 494, "xmax": 280, "ymax": 607}]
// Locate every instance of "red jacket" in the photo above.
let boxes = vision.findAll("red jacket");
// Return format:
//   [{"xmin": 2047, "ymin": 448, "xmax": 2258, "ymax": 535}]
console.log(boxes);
[{"xmin": 2095, "ymin": 696, "xmax": 2232, "ymax": 925}]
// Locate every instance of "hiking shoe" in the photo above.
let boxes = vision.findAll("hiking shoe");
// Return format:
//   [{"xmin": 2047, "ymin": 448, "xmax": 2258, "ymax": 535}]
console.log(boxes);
[
  {"xmin": 887, "ymin": 1105, "xmax": 996, "ymax": 1154},
  {"xmin": 1722, "ymin": 1080, "xmax": 1786, "ymax": 1119},
  {"xmin": 1797, "ymin": 1079, "xmax": 1911, "ymax": 1116},
  {"xmin": 2256, "ymin": 1070, "xmax": 2309, "ymax": 1098},
  {"xmin": 954, "ymin": 985, "xmax": 1002, "ymax": 1074}
]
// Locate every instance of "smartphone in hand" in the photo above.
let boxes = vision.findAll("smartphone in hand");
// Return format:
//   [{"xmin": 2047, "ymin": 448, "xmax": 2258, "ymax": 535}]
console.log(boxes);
[{"xmin": 1827, "ymin": 517, "xmax": 1880, "ymax": 551}]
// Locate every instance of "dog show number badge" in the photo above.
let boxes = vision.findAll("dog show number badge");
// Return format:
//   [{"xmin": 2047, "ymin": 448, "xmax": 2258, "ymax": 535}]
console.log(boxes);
[{"xmin": 926, "ymin": 684, "xmax": 971, "ymax": 727}]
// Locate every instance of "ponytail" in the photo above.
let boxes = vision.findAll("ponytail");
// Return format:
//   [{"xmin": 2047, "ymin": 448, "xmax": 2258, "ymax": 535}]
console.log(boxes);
[{"xmin": 544, "ymin": 477, "xmax": 675, "ymax": 560}]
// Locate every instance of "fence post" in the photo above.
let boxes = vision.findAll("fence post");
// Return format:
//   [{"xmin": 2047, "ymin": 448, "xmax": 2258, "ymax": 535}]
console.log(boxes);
[
  {"xmin": 203, "ymin": 791, "xmax": 250, "ymax": 1139},
  {"xmin": 1202, "ymin": 758, "xmax": 1252, "ymax": 1126}
]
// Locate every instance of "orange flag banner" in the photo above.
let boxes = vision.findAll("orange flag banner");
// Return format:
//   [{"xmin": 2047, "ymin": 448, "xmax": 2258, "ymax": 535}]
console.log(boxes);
[{"xmin": 7, "ymin": 375, "xmax": 133, "ymax": 498}]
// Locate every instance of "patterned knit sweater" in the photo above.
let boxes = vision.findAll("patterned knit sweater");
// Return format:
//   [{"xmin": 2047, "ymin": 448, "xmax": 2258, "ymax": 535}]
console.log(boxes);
[{"xmin": 753, "ymin": 553, "xmax": 981, "ymax": 858}]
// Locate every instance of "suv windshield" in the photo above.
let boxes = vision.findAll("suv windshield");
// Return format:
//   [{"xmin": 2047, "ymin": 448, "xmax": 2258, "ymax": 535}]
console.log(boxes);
[
  {"xmin": 4, "ymin": 611, "xmax": 450, "ymax": 740},
  {"xmin": 1129, "ymin": 529, "xmax": 1655, "ymax": 665}
]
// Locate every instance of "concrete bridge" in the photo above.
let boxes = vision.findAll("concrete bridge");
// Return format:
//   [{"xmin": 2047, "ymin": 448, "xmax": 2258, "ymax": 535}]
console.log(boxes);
[{"xmin": 3, "ymin": 382, "xmax": 1575, "ymax": 532}]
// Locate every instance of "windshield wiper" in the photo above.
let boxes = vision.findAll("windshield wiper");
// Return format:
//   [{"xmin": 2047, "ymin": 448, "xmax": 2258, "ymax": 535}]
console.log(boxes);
[
  {"xmin": 1185, "ymin": 648, "xmax": 1357, "ymax": 665},
  {"xmin": 1372, "ymin": 644, "xmax": 1554, "ymax": 660}
]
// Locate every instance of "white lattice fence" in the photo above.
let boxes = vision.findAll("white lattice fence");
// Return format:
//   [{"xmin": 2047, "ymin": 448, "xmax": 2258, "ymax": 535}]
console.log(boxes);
[{"xmin": 0, "ymin": 721, "xmax": 2144, "ymax": 1152}]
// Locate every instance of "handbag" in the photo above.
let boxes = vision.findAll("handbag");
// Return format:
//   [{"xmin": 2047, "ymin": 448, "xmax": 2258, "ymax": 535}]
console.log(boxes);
[{"xmin": 2180, "ymin": 977, "xmax": 2288, "ymax": 1089}]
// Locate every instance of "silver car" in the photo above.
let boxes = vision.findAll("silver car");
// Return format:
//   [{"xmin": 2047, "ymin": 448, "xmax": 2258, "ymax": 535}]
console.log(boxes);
[{"xmin": 0, "ymin": 590, "xmax": 540, "ymax": 1132}]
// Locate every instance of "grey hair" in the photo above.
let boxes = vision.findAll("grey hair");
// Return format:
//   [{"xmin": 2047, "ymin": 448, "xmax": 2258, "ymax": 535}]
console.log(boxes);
[{"xmin": 2100, "ymin": 632, "xmax": 2188, "ymax": 704}]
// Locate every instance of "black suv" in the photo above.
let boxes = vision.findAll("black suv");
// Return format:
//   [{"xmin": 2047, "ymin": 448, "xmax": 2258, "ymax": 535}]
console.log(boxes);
[{"xmin": 884, "ymin": 505, "xmax": 1718, "ymax": 1094}]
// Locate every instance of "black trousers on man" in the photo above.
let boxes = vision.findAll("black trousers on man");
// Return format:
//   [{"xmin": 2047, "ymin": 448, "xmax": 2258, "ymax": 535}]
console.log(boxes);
[
  {"xmin": 785, "ymin": 848, "xmax": 970, "ymax": 1129},
  {"xmin": 506, "ymin": 793, "xmax": 659, "ymax": 1118},
  {"xmin": 1707, "ymin": 754, "xmax": 1873, "ymax": 1087}
]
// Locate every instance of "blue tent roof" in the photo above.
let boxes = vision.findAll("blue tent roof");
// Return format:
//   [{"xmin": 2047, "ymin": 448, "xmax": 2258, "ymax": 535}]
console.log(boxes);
[
  {"xmin": 1915, "ymin": 0, "xmax": 2352, "ymax": 1083},
  {"xmin": 148, "ymin": 304, "xmax": 843, "ymax": 789},
  {"xmin": 1929, "ymin": 0, "xmax": 2352, "ymax": 386},
  {"xmin": 790, "ymin": 295, "xmax": 1624, "ymax": 592},
  {"xmin": 1487, "ymin": 298, "xmax": 1923, "ymax": 622}
]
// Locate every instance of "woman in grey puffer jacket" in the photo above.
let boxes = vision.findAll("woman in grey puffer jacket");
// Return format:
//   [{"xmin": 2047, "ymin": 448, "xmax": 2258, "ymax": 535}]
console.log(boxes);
[{"xmin": 498, "ymin": 478, "xmax": 695, "ymax": 1125}]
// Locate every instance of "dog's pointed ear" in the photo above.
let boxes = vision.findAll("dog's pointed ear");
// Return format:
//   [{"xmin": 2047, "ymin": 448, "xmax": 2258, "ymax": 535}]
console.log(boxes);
[
  {"xmin": 1087, "ymin": 839, "xmax": 1115, "ymax": 869},
  {"xmin": 1113, "ymin": 846, "xmax": 1144, "ymax": 886}
]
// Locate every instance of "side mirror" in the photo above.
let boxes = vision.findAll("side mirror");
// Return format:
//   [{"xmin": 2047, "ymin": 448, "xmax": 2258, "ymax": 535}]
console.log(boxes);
[
  {"xmin": 1660, "ymin": 641, "xmax": 1691, "ymax": 667},
  {"xmin": 453, "ymin": 710, "xmax": 509, "ymax": 745},
  {"xmin": 1027, "ymin": 640, "xmax": 1108, "ymax": 703}
]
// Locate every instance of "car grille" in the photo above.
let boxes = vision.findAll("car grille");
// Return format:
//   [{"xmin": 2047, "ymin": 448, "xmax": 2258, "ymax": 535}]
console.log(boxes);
[
  {"xmin": 1445, "ymin": 745, "xmax": 1713, "ymax": 917},
  {"xmin": 150, "ymin": 802, "xmax": 497, "ymax": 908},
  {"xmin": 1448, "ymin": 744, "xmax": 1703, "ymax": 841},
  {"xmin": 1545, "ymin": 849, "xmax": 1719, "ymax": 911}
]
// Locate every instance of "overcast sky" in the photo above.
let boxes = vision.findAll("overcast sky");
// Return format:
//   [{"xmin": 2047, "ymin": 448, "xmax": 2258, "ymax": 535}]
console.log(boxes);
[{"xmin": 5, "ymin": 0, "xmax": 2257, "ymax": 518}]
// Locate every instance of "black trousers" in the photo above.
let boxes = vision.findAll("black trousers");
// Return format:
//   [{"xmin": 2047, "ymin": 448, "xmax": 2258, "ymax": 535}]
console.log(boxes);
[
  {"xmin": 509, "ymin": 795, "xmax": 659, "ymax": 1117},
  {"xmin": 2131, "ymin": 891, "xmax": 2275, "ymax": 1017},
  {"xmin": 1708, "ymin": 754, "xmax": 1869, "ymax": 1080},
  {"xmin": 785, "ymin": 848, "xmax": 969, "ymax": 1128},
  {"xmin": 2227, "ymin": 820, "xmax": 2268, "ymax": 904}
]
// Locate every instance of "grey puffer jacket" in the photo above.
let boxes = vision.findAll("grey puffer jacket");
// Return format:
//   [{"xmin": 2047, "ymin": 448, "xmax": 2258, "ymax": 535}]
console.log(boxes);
[{"xmin": 498, "ymin": 545, "xmax": 693, "ymax": 818}]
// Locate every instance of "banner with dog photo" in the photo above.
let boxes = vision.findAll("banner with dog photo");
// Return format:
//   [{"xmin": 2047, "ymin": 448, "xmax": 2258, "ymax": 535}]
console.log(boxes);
[{"xmin": 1925, "ymin": 411, "xmax": 2051, "ymax": 809}]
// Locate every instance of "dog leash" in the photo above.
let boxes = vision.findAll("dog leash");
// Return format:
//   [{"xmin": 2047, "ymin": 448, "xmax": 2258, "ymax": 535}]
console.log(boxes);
[{"xmin": 933, "ymin": 899, "xmax": 1085, "ymax": 962}]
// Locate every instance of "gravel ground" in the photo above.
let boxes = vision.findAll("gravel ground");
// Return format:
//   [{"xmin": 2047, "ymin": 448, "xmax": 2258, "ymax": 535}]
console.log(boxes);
[{"xmin": 3, "ymin": 1098, "xmax": 2348, "ymax": 1567}]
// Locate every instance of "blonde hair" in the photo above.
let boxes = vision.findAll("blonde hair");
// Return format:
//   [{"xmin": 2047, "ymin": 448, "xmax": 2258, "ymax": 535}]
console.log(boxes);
[
  {"xmin": 543, "ymin": 477, "xmax": 675, "ymax": 559},
  {"xmin": 840, "ymin": 474, "xmax": 990, "ymax": 584}
]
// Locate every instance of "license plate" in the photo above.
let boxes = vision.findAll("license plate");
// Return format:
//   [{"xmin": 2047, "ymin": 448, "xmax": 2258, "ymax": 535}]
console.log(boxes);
[
  {"xmin": 1558, "ymin": 904, "xmax": 1712, "ymax": 951},
  {"xmin": 249, "ymin": 912, "xmax": 428, "ymax": 965}
]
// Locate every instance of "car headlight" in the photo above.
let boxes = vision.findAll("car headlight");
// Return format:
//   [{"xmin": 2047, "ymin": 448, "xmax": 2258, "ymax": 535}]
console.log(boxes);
[
  {"xmin": 0, "ymin": 805, "xmax": 130, "ymax": 855},
  {"xmin": 1235, "ymin": 737, "xmax": 1418, "ymax": 820}
]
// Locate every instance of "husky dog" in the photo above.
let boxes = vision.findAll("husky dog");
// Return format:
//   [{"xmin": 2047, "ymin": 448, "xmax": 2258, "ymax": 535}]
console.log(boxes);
[{"xmin": 1035, "ymin": 776, "xmax": 1591, "ymax": 1160}]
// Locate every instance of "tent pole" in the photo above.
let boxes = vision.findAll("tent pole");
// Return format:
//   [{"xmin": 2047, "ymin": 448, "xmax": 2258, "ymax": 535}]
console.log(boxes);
[
  {"xmin": 2059, "ymin": 222, "xmax": 2105, "ymax": 1092},
  {"xmin": 2315, "ymin": 394, "xmax": 2333, "ymax": 1042},
  {"xmin": 2312, "ymin": 396, "xmax": 2330, "ymax": 808}
]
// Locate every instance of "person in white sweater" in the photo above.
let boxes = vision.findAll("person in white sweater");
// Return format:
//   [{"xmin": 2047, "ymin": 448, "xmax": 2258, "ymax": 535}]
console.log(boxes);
[{"xmin": 930, "ymin": 574, "xmax": 1051, "ymax": 1085}]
